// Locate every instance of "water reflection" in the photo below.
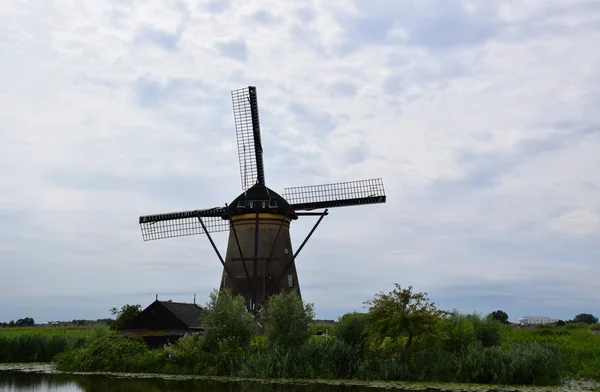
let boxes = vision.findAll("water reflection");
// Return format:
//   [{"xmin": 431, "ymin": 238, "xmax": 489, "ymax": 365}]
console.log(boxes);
[
  {"xmin": 2, "ymin": 365, "xmax": 596, "ymax": 392},
  {"xmin": 0, "ymin": 367, "xmax": 375, "ymax": 392},
  {"xmin": 0, "ymin": 370, "xmax": 79, "ymax": 391}
]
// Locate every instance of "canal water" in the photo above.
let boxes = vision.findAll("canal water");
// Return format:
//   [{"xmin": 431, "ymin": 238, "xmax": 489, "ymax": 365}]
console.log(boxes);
[{"xmin": 1, "ymin": 364, "xmax": 599, "ymax": 392}]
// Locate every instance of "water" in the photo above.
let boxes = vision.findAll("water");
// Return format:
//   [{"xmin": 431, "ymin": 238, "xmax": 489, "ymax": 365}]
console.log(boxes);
[{"xmin": 1, "ymin": 364, "xmax": 599, "ymax": 392}]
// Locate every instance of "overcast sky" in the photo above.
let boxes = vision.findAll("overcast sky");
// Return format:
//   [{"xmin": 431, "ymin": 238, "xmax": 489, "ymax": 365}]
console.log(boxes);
[{"xmin": 1, "ymin": 0, "xmax": 599, "ymax": 324}]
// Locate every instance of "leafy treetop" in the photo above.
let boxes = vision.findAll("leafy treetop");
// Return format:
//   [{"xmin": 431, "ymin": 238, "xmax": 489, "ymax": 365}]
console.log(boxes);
[
  {"xmin": 364, "ymin": 284, "xmax": 445, "ymax": 356},
  {"xmin": 573, "ymin": 313, "xmax": 598, "ymax": 324},
  {"xmin": 490, "ymin": 310, "xmax": 509, "ymax": 324}
]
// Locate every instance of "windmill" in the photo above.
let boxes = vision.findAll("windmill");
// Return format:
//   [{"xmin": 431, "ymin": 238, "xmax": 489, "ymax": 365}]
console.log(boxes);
[{"xmin": 138, "ymin": 86, "xmax": 386, "ymax": 315}]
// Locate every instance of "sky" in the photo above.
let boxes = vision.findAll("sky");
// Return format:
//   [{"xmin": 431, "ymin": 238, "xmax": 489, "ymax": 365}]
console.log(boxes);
[{"xmin": 1, "ymin": 0, "xmax": 599, "ymax": 324}]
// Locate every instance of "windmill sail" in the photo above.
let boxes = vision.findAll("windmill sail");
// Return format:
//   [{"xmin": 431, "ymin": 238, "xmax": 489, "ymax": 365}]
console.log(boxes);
[
  {"xmin": 283, "ymin": 178, "xmax": 386, "ymax": 211},
  {"xmin": 139, "ymin": 208, "xmax": 229, "ymax": 241},
  {"xmin": 232, "ymin": 86, "xmax": 265, "ymax": 190}
]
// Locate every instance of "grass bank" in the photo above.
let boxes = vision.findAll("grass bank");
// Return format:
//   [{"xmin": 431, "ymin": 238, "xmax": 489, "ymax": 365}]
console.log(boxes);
[
  {"xmin": 53, "ymin": 316, "xmax": 600, "ymax": 386},
  {"xmin": 0, "ymin": 325, "xmax": 109, "ymax": 362},
  {"xmin": 55, "ymin": 332, "xmax": 566, "ymax": 385},
  {"xmin": 505, "ymin": 324, "xmax": 600, "ymax": 381}
]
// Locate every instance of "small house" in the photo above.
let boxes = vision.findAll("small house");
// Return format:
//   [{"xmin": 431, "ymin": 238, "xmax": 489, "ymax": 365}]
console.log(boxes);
[{"xmin": 120, "ymin": 300, "xmax": 203, "ymax": 347}]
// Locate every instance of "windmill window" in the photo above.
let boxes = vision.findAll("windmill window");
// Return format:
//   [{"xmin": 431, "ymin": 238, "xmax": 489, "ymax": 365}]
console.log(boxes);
[
  {"xmin": 269, "ymin": 200, "xmax": 278, "ymax": 208},
  {"xmin": 287, "ymin": 274, "xmax": 293, "ymax": 288},
  {"xmin": 237, "ymin": 200, "xmax": 246, "ymax": 208}
]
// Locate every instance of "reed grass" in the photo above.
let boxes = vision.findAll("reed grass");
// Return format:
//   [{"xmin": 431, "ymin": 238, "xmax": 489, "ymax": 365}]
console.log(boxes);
[
  {"xmin": 0, "ymin": 325, "xmax": 109, "ymax": 362},
  {"xmin": 54, "ymin": 332, "xmax": 563, "ymax": 385}
]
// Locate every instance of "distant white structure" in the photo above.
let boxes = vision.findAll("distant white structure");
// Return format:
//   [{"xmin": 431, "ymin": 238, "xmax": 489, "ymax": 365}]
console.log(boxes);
[{"xmin": 518, "ymin": 316, "xmax": 557, "ymax": 325}]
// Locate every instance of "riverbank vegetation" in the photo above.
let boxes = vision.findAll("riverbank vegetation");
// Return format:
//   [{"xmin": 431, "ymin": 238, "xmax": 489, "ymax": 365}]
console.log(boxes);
[
  {"xmin": 3, "ymin": 284, "xmax": 599, "ymax": 385},
  {"xmin": 50, "ymin": 284, "xmax": 600, "ymax": 386},
  {"xmin": 0, "ymin": 325, "xmax": 107, "ymax": 362}
]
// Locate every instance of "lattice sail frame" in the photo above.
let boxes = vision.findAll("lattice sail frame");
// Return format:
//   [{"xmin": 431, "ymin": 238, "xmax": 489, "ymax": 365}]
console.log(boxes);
[
  {"xmin": 232, "ymin": 86, "xmax": 264, "ymax": 191},
  {"xmin": 283, "ymin": 178, "xmax": 386, "ymax": 211},
  {"xmin": 139, "ymin": 209, "xmax": 229, "ymax": 241}
]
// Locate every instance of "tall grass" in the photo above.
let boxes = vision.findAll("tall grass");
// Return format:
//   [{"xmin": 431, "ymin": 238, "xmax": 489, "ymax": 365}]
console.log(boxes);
[
  {"xmin": 0, "ymin": 325, "xmax": 109, "ymax": 362},
  {"xmin": 505, "ymin": 324, "xmax": 600, "ymax": 380},
  {"xmin": 54, "ymin": 332, "xmax": 563, "ymax": 385},
  {"xmin": 0, "ymin": 326, "xmax": 93, "ymax": 336}
]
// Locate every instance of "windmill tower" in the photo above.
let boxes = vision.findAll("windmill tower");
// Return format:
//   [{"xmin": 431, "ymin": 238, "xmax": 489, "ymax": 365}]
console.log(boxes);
[{"xmin": 139, "ymin": 86, "xmax": 386, "ymax": 314}]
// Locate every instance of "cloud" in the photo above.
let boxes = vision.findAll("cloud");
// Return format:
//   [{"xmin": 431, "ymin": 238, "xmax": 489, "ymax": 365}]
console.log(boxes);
[
  {"xmin": 205, "ymin": 0, "xmax": 231, "ymax": 14},
  {"xmin": 0, "ymin": 0, "xmax": 599, "ymax": 324},
  {"xmin": 134, "ymin": 26, "xmax": 182, "ymax": 51},
  {"xmin": 215, "ymin": 38, "xmax": 248, "ymax": 61},
  {"xmin": 327, "ymin": 81, "xmax": 357, "ymax": 98},
  {"xmin": 249, "ymin": 10, "xmax": 281, "ymax": 26},
  {"xmin": 333, "ymin": 0, "xmax": 503, "ymax": 54}
]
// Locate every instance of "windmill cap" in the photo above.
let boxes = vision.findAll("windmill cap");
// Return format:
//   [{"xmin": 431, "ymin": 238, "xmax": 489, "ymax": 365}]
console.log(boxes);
[{"xmin": 225, "ymin": 183, "xmax": 298, "ymax": 219}]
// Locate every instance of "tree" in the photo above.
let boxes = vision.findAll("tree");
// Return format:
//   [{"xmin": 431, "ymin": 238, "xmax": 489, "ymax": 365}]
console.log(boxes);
[
  {"xmin": 15, "ymin": 317, "xmax": 34, "ymax": 327},
  {"xmin": 364, "ymin": 284, "xmax": 444, "ymax": 357},
  {"xmin": 334, "ymin": 312, "xmax": 369, "ymax": 349},
  {"xmin": 202, "ymin": 289, "xmax": 256, "ymax": 351},
  {"xmin": 262, "ymin": 291, "xmax": 315, "ymax": 349},
  {"xmin": 489, "ymin": 310, "xmax": 509, "ymax": 324},
  {"xmin": 573, "ymin": 313, "xmax": 598, "ymax": 324},
  {"xmin": 110, "ymin": 304, "xmax": 142, "ymax": 330}
]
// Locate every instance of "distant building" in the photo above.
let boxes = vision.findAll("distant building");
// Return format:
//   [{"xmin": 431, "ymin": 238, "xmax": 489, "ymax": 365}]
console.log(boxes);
[
  {"xmin": 518, "ymin": 316, "xmax": 557, "ymax": 325},
  {"xmin": 121, "ymin": 300, "xmax": 204, "ymax": 347}
]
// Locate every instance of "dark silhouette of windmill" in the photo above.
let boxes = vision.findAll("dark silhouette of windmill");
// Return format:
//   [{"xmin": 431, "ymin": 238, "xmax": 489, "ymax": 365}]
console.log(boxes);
[{"xmin": 138, "ymin": 86, "xmax": 386, "ymax": 314}]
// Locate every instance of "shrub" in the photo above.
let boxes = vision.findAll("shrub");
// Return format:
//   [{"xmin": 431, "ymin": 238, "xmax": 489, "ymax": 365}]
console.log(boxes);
[
  {"xmin": 55, "ymin": 335, "xmax": 164, "ymax": 373},
  {"xmin": 469, "ymin": 313, "xmax": 503, "ymax": 347},
  {"xmin": 201, "ymin": 289, "xmax": 257, "ymax": 352},
  {"xmin": 334, "ymin": 312, "xmax": 368, "ymax": 349},
  {"xmin": 438, "ymin": 310, "xmax": 477, "ymax": 352},
  {"xmin": 263, "ymin": 291, "xmax": 315, "ymax": 349}
]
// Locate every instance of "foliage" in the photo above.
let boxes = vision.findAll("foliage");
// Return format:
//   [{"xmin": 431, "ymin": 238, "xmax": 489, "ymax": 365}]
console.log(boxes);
[
  {"xmin": 490, "ymin": 310, "xmax": 509, "ymax": 324},
  {"xmin": 0, "ymin": 326, "xmax": 94, "ymax": 336},
  {"xmin": 333, "ymin": 312, "xmax": 368, "ymax": 349},
  {"xmin": 109, "ymin": 304, "xmax": 142, "ymax": 331},
  {"xmin": 0, "ymin": 317, "xmax": 35, "ymax": 327},
  {"xmin": 573, "ymin": 313, "xmax": 599, "ymax": 324},
  {"xmin": 202, "ymin": 289, "xmax": 256, "ymax": 352},
  {"xmin": 470, "ymin": 314, "xmax": 504, "ymax": 347},
  {"xmin": 0, "ymin": 326, "xmax": 106, "ymax": 362},
  {"xmin": 56, "ymin": 335, "xmax": 164, "ymax": 373},
  {"xmin": 309, "ymin": 322, "xmax": 335, "ymax": 336},
  {"xmin": 11, "ymin": 284, "xmax": 600, "ymax": 386},
  {"xmin": 364, "ymin": 284, "xmax": 444, "ymax": 357},
  {"xmin": 438, "ymin": 310, "xmax": 477, "ymax": 351},
  {"xmin": 505, "ymin": 323, "xmax": 600, "ymax": 381},
  {"xmin": 262, "ymin": 291, "xmax": 315, "ymax": 349}
]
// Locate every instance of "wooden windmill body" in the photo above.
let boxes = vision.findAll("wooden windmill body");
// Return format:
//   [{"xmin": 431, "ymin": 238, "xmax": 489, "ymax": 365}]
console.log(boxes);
[{"xmin": 139, "ymin": 86, "xmax": 386, "ymax": 314}]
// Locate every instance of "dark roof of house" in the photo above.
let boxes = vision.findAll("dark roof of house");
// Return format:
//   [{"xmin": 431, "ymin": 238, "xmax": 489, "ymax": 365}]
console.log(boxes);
[{"xmin": 158, "ymin": 301, "xmax": 203, "ymax": 329}]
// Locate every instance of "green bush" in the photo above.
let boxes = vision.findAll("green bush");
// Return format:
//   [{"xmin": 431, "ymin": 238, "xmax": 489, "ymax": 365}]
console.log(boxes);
[
  {"xmin": 201, "ymin": 289, "xmax": 257, "ymax": 352},
  {"xmin": 55, "ymin": 335, "xmax": 165, "ymax": 373},
  {"xmin": 334, "ymin": 312, "xmax": 368, "ymax": 349},
  {"xmin": 469, "ymin": 313, "xmax": 503, "ymax": 347},
  {"xmin": 438, "ymin": 310, "xmax": 477, "ymax": 352},
  {"xmin": 262, "ymin": 291, "xmax": 314, "ymax": 349}
]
